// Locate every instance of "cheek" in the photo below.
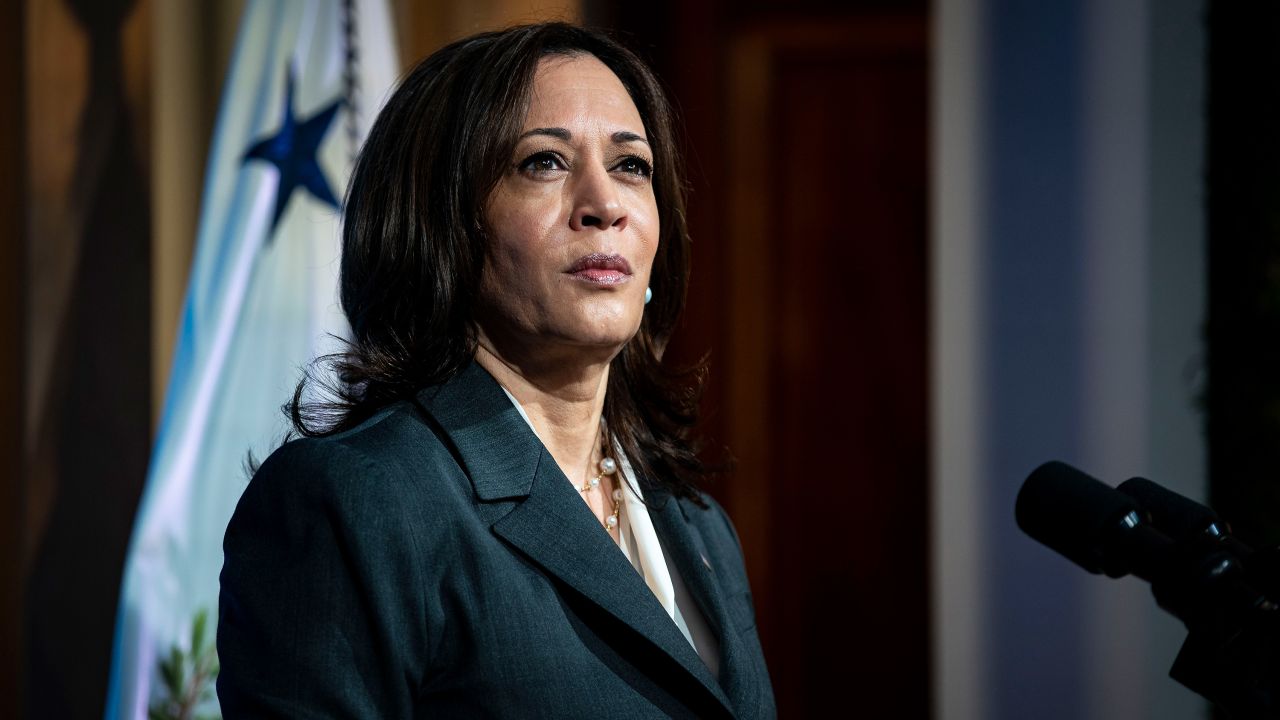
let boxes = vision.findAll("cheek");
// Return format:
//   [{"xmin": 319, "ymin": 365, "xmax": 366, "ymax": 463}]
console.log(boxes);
[
  {"xmin": 485, "ymin": 202, "xmax": 555, "ymax": 272},
  {"xmin": 487, "ymin": 233, "xmax": 533, "ymax": 273},
  {"xmin": 483, "ymin": 237, "xmax": 547, "ymax": 314},
  {"xmin": 635, "ymin": 199, "xmax": 661, "ymax": 273}
]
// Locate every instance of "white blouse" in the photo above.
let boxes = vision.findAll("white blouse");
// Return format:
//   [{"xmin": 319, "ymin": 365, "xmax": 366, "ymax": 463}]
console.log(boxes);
[{"xmin": 500, "ymin": 388, "xmax": 721, "ymax": 678}]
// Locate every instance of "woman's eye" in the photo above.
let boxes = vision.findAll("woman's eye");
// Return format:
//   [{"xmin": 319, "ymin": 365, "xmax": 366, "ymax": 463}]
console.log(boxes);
[
  {"xmin": 518, "ymin": 152, "xmax": 565, "ymax": 175},
  {"xmin": 615, "ymin": 156, "xmax": 653, "ymax": 178}
]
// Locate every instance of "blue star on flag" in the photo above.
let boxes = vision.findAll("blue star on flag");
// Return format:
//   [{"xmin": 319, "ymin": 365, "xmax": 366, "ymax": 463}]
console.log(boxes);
[{"xmin": 244, "ymin": 65, "xmax": 343, "ymax": 238}]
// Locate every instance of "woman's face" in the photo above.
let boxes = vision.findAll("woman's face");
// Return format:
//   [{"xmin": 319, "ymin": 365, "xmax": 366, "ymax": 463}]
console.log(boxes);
[{"xmin": 477, "ymin": 54, "xmax": 659, "ymax": 364}]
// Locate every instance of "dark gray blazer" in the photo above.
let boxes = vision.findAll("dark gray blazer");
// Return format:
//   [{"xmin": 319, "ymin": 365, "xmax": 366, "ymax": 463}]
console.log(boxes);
[{"xmin": 217, "ymin": 361, "xmax": 775, "ymax": 718}]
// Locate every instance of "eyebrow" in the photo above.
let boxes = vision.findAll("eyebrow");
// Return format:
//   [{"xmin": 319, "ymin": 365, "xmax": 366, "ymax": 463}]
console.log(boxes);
[{"xmin": 518, "ymin": 127, "xmax": 650, "ymax": 146}]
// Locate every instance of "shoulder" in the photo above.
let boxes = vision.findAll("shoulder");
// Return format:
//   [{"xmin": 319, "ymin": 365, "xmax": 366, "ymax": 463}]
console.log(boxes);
[
  {"xmin": 223, "ymin": 399, "xmax": 477, "ymax": 598},
  {"xmin": 219, "ymin": 409, "xmax": 445, "ymax": 716},
  {"xmin": 238, "ymin": 399, "xmax": 466, "ymax": 524}
]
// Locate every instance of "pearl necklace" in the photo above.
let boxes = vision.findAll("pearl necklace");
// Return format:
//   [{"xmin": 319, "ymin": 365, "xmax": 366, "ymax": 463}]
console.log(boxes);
[{"xmin": 579, "ymin": 453, "xmax": 622, "ymax": 532}]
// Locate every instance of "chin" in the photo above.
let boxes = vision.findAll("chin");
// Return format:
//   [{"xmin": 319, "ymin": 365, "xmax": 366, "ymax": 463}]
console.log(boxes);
[
  {"xmin": 578, "ymin": 329, "xmax": 642, "ymax": 353},
  {"xmin": 559, "ymin": 317, "xmax": 643, "ymax": 354},
  {"xmin": 572, "ymin": 302, "xmax": 642, "ymax": 338}
]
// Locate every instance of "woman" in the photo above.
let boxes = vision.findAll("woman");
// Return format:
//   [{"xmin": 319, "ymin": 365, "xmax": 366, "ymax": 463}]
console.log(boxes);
[{"xmin": 217, "ymin": 22, "xmax": 774, "ymax": 719}]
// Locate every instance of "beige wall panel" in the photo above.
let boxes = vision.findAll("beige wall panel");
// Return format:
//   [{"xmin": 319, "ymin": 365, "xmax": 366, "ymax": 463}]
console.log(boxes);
[
  {"xmin": 394, "ymin": 0, "xmax": 580, "ymax": 65},
  {"xmin": 150, "ymin": 0, "xmax": 242, "ymax": 426},
  {"xmin": 25, "ymin": 0, "xmax": 86, "ymax": 463},
  {"xmin": 24, "ymin": 0, "xmax": 88, "ymax": 568},
  {"xmin": 24, "ymin": 0, "xmax": 152, "ymax": 567}
]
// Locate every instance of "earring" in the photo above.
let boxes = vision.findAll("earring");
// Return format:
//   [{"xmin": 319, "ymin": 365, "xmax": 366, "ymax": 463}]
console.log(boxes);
[{"xmin": 644, "ymin": 287, "xmax": 653, "ymax": 305}]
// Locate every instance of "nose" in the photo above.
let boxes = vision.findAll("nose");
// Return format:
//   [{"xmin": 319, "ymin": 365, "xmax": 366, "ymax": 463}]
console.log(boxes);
[{"xmin": 569, "ymin": 165, "xmax": 627, "ymax": 231}]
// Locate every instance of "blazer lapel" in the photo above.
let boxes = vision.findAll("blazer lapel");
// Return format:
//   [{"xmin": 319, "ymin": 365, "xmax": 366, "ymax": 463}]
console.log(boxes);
[
  {"xmin": 415, "ymin": 362, "xmax": 734, "ymax": 717},
  {"xmin": 648, "ymin": 492, "xmax": 753, "ymax": 713}
]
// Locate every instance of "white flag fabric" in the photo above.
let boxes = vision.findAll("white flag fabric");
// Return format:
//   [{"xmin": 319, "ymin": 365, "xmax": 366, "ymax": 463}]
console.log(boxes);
[{"xmin": 105, "ymin": 1, "xmax": 399, "ymax": 717}]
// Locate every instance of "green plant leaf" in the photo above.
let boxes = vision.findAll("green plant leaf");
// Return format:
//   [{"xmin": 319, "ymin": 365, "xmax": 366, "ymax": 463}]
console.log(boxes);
[
  {"xmin": 191, "ymin": 609, "xmax": 208, "ymax": 656},
  {"xmin": 152, "ymin": 609, "xmax": 224, "ymax": 720},
  {"xmin": 159, "ymin": 654, "xmax": 181, "ymax": 697},
  {"xmin": 195, "ymin": 644, "xmax": 217, "ymax": 675}
]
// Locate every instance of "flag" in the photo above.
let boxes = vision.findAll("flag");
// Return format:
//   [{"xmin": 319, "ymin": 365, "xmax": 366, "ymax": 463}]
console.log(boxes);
[{"xmin": 105, "ymin": 1, "xmax": 399, "ymax": 717}]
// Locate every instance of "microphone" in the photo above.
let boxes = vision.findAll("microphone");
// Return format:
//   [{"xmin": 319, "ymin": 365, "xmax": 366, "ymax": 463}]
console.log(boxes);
[
  {"xmin": 1116, "ymin": 475, "xmax": 1280, "ymax": 619},
  {"xmin": 1017, "ymin": 462, "xmax": 1270, "ymax": 621},
  {"xmin": 1015, "ymin": 461, "xmax": 1175, "ymax": 581},
  {"xmin": 1115, "ymin": 476, "xmax": 1227, "ymax": 542},
  {"xmin": 1016, "ymin": 461, "xmax": 1280, "ymax": 717}
]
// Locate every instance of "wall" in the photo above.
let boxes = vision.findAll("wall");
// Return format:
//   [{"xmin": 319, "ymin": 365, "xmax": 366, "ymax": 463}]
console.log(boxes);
[
  {"xmin": 932, "ymin": 0, "xmax": 1208, "ymax": 718},
  {"xmin": 22, "ymin": 0, "xmax": 153, "ymax": 715}
]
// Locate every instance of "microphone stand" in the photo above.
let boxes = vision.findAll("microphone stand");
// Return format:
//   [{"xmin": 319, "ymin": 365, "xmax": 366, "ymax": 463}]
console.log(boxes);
[
  {"xmin": 1156, "ymin": 545, "xmax": 1280, "ymax": 718},
  {"xmin": 1116, "ymin": 475, "xmax": 1280, "ymax": 717}
]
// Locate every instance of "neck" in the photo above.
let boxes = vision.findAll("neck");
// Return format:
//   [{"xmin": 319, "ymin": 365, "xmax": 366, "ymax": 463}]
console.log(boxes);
[{"xmin": 473, "ymin": 340, "xmax": 612, "ymax": 484}]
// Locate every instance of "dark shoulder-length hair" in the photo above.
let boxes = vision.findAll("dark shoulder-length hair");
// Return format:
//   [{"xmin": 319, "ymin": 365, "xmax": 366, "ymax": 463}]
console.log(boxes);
[{"xmin": 290, "ymin": 22, "xmax": 711, "ymax": 501}]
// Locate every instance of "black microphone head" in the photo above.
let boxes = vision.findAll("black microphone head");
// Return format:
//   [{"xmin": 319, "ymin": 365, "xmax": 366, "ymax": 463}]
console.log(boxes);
[
  {"xmin": 1016, "ymin": 461, "xmax": 1147, "ymax": 577},
  {"xmin": 1116, "ymin": 477, "xmax": 1225, "ymax": 542}
]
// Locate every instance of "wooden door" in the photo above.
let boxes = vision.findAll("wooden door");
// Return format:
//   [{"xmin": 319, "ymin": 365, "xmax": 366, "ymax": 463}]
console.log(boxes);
[{"xmin": 719, "ymin": 20, "xmax": 930, "ymax": 717}]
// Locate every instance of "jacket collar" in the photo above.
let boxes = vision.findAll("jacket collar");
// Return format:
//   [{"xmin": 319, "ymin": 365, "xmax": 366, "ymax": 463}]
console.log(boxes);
[
  {"xmin": 414, "ymin": 361, "xmax": 737, "ymax": 717},
  {"xmin": 414, "ymin": 360, "xmax": 540, "ymax": 501},
  {"xmin": 648, "ymin": 491, "xmax": 753, "ymax": 713}
]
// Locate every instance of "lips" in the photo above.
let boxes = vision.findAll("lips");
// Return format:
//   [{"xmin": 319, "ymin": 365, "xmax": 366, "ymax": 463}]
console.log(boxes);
[{"xmin": 565, "ymin": 253, "xmax": 633, "ymax": 285}]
